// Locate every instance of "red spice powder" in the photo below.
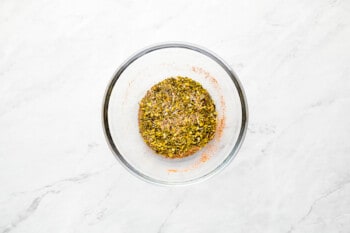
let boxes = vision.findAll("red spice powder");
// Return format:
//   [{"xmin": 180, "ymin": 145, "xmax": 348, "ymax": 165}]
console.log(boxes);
[
  {"xmin": 167, "ymin": 143, "xmax": 217, "ymax": 173},
  {"xmin": 191, "ymin": 66, "xmax": 219, "ymax": 89},
  {"xmin": 200, "ymin": 153, "xmax": 210, "ymax": 163},
  {"xmin": 168, "ymin": 169, "xmax": 177, "ymax": 173},
  {"xmin": 216, "ymin": 96, "xmax": 226, "ymax": 139}
]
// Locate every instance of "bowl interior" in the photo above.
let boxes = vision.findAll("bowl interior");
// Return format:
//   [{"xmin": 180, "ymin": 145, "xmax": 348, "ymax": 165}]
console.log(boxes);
[{"xmin": 104, "ymin": 44, "xmax": 247, "ymax": 185}]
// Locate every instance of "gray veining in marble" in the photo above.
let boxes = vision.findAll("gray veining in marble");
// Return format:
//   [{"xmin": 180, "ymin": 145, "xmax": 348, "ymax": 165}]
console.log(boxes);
[{"xmin": 1, "ymin": 0, "xmax": 350, "ymax": 232}]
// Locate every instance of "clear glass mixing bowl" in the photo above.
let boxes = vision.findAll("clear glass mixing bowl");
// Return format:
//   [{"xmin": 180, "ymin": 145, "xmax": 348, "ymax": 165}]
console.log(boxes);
[{"xmin": 102, "ymin": 42, "xmax": 248, "ymax": 185}]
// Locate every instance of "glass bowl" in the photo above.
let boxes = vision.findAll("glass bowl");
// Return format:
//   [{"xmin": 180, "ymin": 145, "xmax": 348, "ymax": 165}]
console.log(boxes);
[{"xmin": 102, "ymin": 42, "xmax": 248, "ymax": 185}]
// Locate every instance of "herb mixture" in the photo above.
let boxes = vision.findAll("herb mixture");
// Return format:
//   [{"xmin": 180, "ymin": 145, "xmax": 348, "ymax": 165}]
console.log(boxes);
[{"xmin": 138, "ymin": 76, "xmax": 217, "ymax": 158}]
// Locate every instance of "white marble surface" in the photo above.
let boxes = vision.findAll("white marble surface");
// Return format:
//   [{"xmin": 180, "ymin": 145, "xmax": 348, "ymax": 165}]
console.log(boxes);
[{"xmin": 1, "ymin": 0, "xmax": 350, "ymax": 232}]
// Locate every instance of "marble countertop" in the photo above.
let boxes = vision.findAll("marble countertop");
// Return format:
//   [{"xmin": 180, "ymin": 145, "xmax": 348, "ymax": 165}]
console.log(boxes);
[{"xmin": 1, "ymin": 0, "xmax": 350, "ymax": 232}]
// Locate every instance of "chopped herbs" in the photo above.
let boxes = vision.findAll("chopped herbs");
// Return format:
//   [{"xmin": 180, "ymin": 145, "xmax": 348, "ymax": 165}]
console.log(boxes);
[{"xmin": 138, "ymin": 76, "xmax": 217, "ymax": 158}]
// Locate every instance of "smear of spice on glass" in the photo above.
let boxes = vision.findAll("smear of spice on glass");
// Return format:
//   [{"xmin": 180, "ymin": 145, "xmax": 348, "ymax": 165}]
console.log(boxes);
[{"xmin": 138, "ymin": 76, "xmax": 217, "ymax": 159}]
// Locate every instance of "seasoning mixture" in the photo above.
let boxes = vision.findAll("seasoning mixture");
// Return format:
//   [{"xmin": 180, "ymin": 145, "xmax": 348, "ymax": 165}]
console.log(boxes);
[{"xmin": 138, "ymin": 76, "xmax": 217, "ymax": 158}]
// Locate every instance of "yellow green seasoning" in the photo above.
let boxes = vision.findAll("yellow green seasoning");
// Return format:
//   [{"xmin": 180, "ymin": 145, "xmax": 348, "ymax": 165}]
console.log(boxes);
[{"xmin": 138, "ymin": 76, "xmax": 217, "ymax": 158}]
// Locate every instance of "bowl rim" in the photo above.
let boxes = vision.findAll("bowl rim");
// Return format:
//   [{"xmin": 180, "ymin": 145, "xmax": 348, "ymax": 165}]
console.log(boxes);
[{"xmin": 102, "ymin": 42, "xmax": 248, "ymax": 186}]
